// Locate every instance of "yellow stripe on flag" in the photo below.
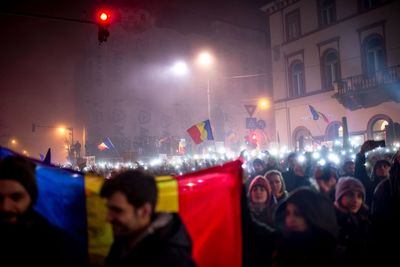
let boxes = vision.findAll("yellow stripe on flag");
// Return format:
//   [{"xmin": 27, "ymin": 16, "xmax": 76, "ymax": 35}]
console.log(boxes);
[
  {"xmin": 156, "ymin": 176, "xmax": 179, "ymax": 212},
  {"xmin": 85, "ymin": 175, "xmax": 113, "ymax": 263}
]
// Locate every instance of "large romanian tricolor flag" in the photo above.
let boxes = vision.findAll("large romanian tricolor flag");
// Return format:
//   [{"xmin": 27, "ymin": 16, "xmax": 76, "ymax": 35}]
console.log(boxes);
[{"xmin": 0, "ymin": 147, "xmax": 243, "ymax": 267}]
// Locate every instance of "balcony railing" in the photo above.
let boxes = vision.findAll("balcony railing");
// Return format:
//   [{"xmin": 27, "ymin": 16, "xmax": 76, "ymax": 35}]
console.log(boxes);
[{"xmin": 335, "ymin": 64, "xmax": 400, "ymax": 94}]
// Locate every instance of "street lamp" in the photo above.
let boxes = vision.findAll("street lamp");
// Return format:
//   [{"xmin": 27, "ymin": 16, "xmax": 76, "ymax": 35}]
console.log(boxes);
[
  {"xmin": 258, "ymin": 98, "xmax": 271, "ymax": 110},
  {"xmin": 196, "ymin": 51, "xmax": 215, "ymax": 121},
  {"xmin": 171, "ymin": 61, "xmax": 189, "ymax": 76},
  {"xmin": 57, "ymin": 126, "xmax": 74, "ymax": 145},
  {"xmin": 32, "ymin": 123, "xmax": 75, "ymax": 160}
]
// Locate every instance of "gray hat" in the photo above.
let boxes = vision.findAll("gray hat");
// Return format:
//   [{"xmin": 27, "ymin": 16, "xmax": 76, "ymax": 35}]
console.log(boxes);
[{"xmin": 335, "ymin": 176, "xmax": 365, "ymax": 205}]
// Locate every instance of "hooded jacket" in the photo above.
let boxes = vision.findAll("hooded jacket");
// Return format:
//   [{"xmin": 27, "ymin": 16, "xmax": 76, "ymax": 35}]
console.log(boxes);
[{"xmin": 274, "ymin": 188, "xmax": 339, "ymax": 267}]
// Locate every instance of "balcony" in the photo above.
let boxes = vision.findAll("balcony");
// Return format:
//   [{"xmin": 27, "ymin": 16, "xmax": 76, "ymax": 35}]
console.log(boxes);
[{"xmin": 332, "ymin": 64, "xmax": 400, "ymax": 110}]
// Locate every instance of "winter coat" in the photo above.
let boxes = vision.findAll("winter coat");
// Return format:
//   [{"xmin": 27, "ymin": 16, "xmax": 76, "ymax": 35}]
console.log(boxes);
[
  {"xmin": 273, "ymin": 188, "xmax": 339, "ymax": 267},
  {"xmin": 0, "ymin": 209, "xmax": 86, "ymax": 267},
  {"xmin": 105, "ymin": 212, "xmax": 196, "ymax": 267},
  {"xmin": 335, "ymin": 208, "xmax": 372, "ymax": 266}
]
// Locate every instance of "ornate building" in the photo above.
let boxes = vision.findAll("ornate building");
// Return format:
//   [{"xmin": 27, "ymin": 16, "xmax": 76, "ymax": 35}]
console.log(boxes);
[{"xmin": 263, "ymin": 0, "xmax": 400, "ymax": 150}]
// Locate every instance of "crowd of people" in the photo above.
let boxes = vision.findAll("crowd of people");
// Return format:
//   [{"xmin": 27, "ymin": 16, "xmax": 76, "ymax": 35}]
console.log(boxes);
[
  {"xmin": 243, "ymin": 140, "xmax": 400, "ymax": 266},
  {"xmin": 1, "ymin": 139, "xmax": 399, "ymax": 266}
]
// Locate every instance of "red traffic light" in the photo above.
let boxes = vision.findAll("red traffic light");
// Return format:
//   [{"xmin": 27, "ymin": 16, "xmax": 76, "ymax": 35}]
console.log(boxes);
[
  {"xmin": 97, "ymin": 10, "xmax": 111, "ymax": 24},
  {"xmin": 100, "ymin": 12, "xmax": 109, "ymax": 22},
  {"xmin": 96, "ymin": 9, "xmax": 112, "ymax": 43}
]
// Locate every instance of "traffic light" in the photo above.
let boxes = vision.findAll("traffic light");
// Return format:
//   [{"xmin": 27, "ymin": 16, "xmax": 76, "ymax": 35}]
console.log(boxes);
[
  {"xmin": 245, "ymin": 132, "xmax": 258, "ymax": 149},
  {"xmin": 97, "ymin": 10, "xmax": 111, "ymax": 43}
]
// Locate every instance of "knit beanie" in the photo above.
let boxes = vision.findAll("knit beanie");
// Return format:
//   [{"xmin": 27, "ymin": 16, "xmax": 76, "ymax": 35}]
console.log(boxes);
[
  {"xmin": 334, "ymin": 176, "xmax": 365, "ymax": 206},
  {"xmin": 0, "ymin": 156, "xmax": 38, "ymax": 203},
  {"xmin": 248, "ymin": 175, "xmax": 272, "ymax": 204}
]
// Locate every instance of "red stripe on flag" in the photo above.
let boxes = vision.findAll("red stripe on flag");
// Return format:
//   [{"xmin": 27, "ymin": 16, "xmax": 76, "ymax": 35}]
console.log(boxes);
[
  {"xmin": 176, "ymin": 160, "xmax": 243, "ymax": 267},
  {"xmin": 187, "ymin": 125, "xmax": 203, "ymax": 144}
]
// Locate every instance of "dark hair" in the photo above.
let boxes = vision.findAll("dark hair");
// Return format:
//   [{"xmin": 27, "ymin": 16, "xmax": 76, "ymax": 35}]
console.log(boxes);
[
  {"xmin": 317, "ymin": 164, "xmax": 338, "ymax": 182},
  {"xmin": 342, "ymin": 160, "xmax": 354, "ymax": 168},
  {"xmin": 100, "ymin": 170, "xmax": 158, "ymax": 213},
  {"xmin": 0, "ymin": 156, "xmax": 37, "ymax": 203},
  {"xmin": 253, "ymin": 158, "xmax": 264, "ymax": 166}
]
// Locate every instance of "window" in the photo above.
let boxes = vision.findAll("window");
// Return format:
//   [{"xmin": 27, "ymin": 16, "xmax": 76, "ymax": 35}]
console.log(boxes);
[
  {"xmin": 363, "ymin": 35, "xmax": 385, "ymax": 74},
  {"xmin": 290, "ymin": 60, "xmax": 305, "ymax": 97},
  {"xmin": 359, "ymin": 0, "xmax": 379, "ymax": 11},
  {"xmin": 372, "ymin": 119, "xmax": 388, "ymax": 140},
  {"xmin": 293, "ymin": 127, "xmax": 312, "ymax": 151},
  {"xmin": 286, "ymin": 10, "xmax": 301, "ymax": 41},
  {"xmin": 319, "ymin": 0, "xmax": 336, "ymax": 26},
  {"xmin": 367, "ymin": 114, "xmax": 392, "ymax": 140},
  {"xmin": 325, "ymin": 122, "xmax": 342, "ymax": 141},
  {"xmin": 322, "ymin": 49, "xmax": 340, "ymax": 89}
]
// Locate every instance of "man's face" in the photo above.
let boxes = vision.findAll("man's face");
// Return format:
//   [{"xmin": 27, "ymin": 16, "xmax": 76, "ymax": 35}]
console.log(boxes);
[
  {"xmin": 0, "ymin": 180, "xmax": 32, "ymax": 224},
  {"xmin": 375, "ymin": 164, "xmax": 390, "ymax": 177},
  {"xmin": 344, "ymin": 163, "xmax": 355, "ymax": 175},
  {"xmin": 105, "ymin": 191, "xmax": 148, "ymax": 238}
]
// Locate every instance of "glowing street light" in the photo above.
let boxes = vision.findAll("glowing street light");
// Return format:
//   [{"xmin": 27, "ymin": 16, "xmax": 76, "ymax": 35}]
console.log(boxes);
[
  {"xmin": 171, "ymin": 61, "xmax": 189, "ymax": 76},
  {"xmin": 258, "ymin": 98, "xmax": 271, "ymax": 110},
  {"xmin": 197, "ymin": 51, "xmax": 214, "ymax": 67},
  {"xmin": 57, "ymin": 126, "xmax": 74, "ymax": 148},
  {"xmin": 10, "ymin": 139, "xmax": 17, "ymax": 145}
]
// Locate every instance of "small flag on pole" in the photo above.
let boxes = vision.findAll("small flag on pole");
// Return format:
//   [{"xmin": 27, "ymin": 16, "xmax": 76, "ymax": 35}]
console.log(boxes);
[
  {"xmin": 187, "ymin": 119, "xmax": 214, "ymax": 144},
  {"xmin": 97, "ymin": 137, "xmax": 115, "ymax": 151},
  {"xmin": 308, "ymin": 105, "xmax": 330, "ymax": 124}
]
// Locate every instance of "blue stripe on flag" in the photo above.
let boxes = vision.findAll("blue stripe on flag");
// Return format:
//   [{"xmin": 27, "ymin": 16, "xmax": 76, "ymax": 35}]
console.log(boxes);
[{"xmin": 35, "ymin": 166, "xmax": 87, "ymax": 253}]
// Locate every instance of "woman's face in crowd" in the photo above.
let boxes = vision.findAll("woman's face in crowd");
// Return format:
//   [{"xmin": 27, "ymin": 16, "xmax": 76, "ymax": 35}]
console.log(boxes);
[
  {"xmin": 340, "ymin": 190, "xmax": 363, "ymax": 213},
  {"xmin": 285, "ymin": 202, "xmax": 308, "ymax": 232},
  {"xmin": 251, "ymin": 185, "xmax": 268, "ymax": 204},
  {"xmin": 268, "ymin": 174, "xmax": 282, "ymax": 197}
]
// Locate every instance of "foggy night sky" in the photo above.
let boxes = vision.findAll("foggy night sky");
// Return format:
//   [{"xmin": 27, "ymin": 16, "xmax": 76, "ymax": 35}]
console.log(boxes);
[{"xmin": 0, "ymin": 0, "xmax": 268, "ymax": 163}]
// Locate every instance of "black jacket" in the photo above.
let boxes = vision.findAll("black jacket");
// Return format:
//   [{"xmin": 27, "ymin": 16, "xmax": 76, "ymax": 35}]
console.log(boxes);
[
  {"xmin": 0, "ymin": 210, "xmax": 86, "ymax": 267},
  {"xmin": 105, "ymin": 212, "xmax": 196, "ymax": 267}
]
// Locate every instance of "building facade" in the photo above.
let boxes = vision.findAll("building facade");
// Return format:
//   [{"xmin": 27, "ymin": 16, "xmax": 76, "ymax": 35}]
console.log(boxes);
[{"xmin": 263, "ymin": 0, "xmax": 400, "ymax": 150}]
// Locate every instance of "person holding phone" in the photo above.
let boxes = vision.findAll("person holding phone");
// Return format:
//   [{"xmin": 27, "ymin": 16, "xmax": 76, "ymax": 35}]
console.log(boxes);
[
  {"xmin": 371, "ymin": 149, "xmax": 400, "ymax": 265},
  {"xmin": 354, "ymin": 140, "xmax": 390, "ymax": 207}
]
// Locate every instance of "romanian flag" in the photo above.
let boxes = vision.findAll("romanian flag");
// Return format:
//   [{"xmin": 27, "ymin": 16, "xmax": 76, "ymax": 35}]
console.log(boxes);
[
  {"xmin": 187, "ymin": 119, "xmax": 214, "ymax": 144},
  {"xmin": 97, "ymin": 137, "xmax": 114, "ymax": 151},
  {"xmin": 0, "ymin": 147, "xmax": 113, "ymax": 265},
  {"xmin": 156, "ymin": 160, "xmax": 243, "ymax": 267},
  {"xmin": 0, "ymin": 147, "xmax": 243, "ymax": 267},
  {"xmin": 308, "ymin": 105, "xmax": 330, "ymax": 124}
]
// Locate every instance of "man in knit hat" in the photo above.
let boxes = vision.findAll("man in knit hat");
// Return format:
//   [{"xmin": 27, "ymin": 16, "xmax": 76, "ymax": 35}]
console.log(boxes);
[{"xmin": 0, "ymin": 156, "xmax": 85, "ymax": 266}]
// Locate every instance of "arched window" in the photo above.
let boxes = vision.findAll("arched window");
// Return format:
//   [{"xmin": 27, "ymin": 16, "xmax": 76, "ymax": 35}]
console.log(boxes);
[
  {"xmin": 322, "ymin": 49, "xmax": 340, "ymax": 89},
  {"xmin": 372, "ymin": 119, "xmax": 389, "ymax": 140},
  {"xmin": 293, "ymin": 126, "xmax": 312, "ymax": 151},
  {"xmin": 363, "ymin": 35, "xmax": 385, "ymax": 75},
  {"xmin": 290, "ymin": 60, "xmax": 305, "ymax": 97},
  {"xmin": 325, "ymin": 121, "xmax": 343, "ymax": 141},
  {"xmin": 367, "ymin": 114, "xmax": 392, "ymax": 140}
]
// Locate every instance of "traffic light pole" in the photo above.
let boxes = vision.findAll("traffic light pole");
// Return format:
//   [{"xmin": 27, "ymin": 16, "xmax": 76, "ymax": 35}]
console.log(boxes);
[
  {"xmin": 0, "ymin": 11, "xmax": 96, "ymax": 25},
  {"xmin": 0, "ymin": 10, "xmax": 108, "ymax": 43}
]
